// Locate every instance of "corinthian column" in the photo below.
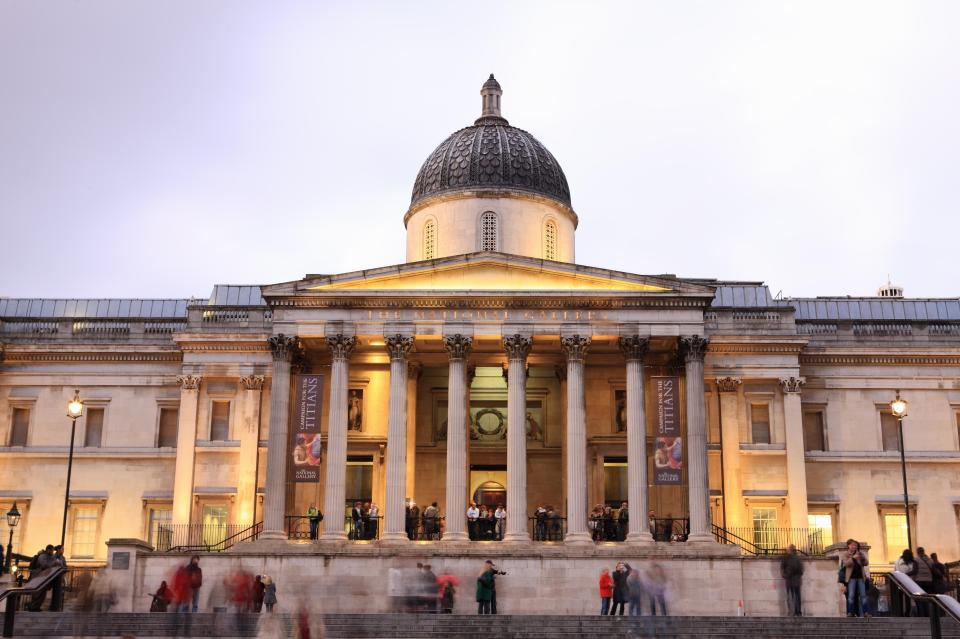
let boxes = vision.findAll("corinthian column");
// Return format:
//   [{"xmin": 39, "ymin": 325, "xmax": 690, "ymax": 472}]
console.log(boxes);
[
  {"xmin": 237, "ymin": 375, "xmax": 264, "ymax": 527},
  {"xmin": 382, "ymin": 334, "xmax": 414, "ymax": 542},
  {"xmin": 562, "ymin": 334, "xmax": 591, "ymax": 544},
  {"xmin": 261, "ymin": 335, "xmax": 297, "ymax": 539},
  {"xmin": 620, "ymin": 336, "xmax": 653, "ymax": 544},
  {"xmin": 442, "ymin": 334, "xmax": 472, "ymax": 542},
  {"xmin": 780, "ymin": 376, "xmax": 809, "ymax": 529},
  {"xmin": 321, "ymin": 334, "xmax": 357, "ymax": 541},
  {"xmin": 681, "ymin": 336, "xmax": 712, "ymax": 543},
  {"xmin": 172, "ymin": 374, "xmax": 201, "ymax": 526},
  {"xmin": 502, "ymin": 333, "xmax": 532, "ymax": 542}
]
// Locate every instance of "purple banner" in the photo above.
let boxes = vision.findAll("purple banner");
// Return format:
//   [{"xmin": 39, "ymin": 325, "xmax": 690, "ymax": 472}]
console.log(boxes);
[
  {"xmin": 652, "ymin": 376, "xmax": 682, "ymax": 485},
  {"xmin": 291, "ymin": 374, "xmax": 323, "ymax": 483}
]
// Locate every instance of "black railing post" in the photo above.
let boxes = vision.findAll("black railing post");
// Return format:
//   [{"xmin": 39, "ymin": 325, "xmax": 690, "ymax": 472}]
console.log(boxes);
[
  {"xmin": 3, "ymin": 594, "xmax": 16, "ymax": 638},
  {"xmin": 929, "ymin": 602, "xmax": 942, "ymax": 639}
]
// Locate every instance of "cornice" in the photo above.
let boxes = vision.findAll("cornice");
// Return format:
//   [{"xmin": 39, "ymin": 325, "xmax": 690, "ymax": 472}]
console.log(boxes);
[
  {"xmin": 801, "ymin": 353, "xmax": 960, "ymax": 366},
  {"xmin": 2, "ymin": 351, "xmax": 182, "ymax": 363},
  {"xmin": 179, "ymin": 342, "xmax": 272, "ymax": 353},
  {"xmin": 707, "ymin": 342, "xmax": 806, "ymax": 355},
  {"xmin": 267, "ymin": 296, "xmax": 711, "ymax": 310}
]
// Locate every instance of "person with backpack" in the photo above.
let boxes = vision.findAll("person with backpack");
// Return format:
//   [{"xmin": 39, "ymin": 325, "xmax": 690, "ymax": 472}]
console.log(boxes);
[
  {"xmin": 914, "ymin": 547, "xmax": 935, "ymax": 616},
  {"xmin": 780, "ymin": 544, "xmax": 804, "ymax": 617},
  {"xmin": 931, "ymin": 552, "xmax": 948, "ymax": 594}
]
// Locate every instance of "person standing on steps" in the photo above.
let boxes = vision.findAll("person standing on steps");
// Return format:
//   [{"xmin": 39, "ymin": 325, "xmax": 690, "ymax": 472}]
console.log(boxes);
[
  {"xmin": 611, "ymin": 562, "xmax": 628, "ymax": 616},
  {"xmin": 185, "ymin": 555, "xmax": 203, "ymax": 613},
  {"xmin": 914, "ymin": 547, "xmax": 935, "ymax": 616},
  {"xmin": 262, "ymin": 575, "xmax": 277, "ymax": 612},
  {"xmin": 476, "ymin": 562, "xmax": 495, "ymax": 615},
  {"xmin": 599, "ymin": 568, "xmax": 613, "ymax": 615},
  {"xmin": 780, "ymin": 544, "xmax": 804, "ymax": 617},
  {"xmin": 842, "ymin": 539, "xmax": 869, "ymax": 617}
]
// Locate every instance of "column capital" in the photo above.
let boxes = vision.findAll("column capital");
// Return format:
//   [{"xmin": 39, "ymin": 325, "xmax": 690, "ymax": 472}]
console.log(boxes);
[
  {"xmin": 326, "ymin": 334, "xmax": 358, "ymax": 360},
  {"xmin": 176, "ymin": 375, "xmax": 202, "ymax": 390},
  {"xmin": 385, "ymin": 334, "xmax": 414, "ymax": 360},
  {"xmin": 502, "ymin": 334, "xmax": 532, "ymax": 361},
  {"xmin": 618, "ymin": 335, "xmax": 649, "ymax": 361},
  {"xmin": 779, "ymin": 376, "xmax": 806, "ymax": 394},
  {"xmin": 716, "ymin": 376, "xmax": 742, "ymax": 393},
  {"xmin": 680, "ymin": 335, "xmax": 709, "ymax": 363},
  {"xmin": 561, "ymin": 335, "xmax": 591, "ymax": 362},
  {"xmin": 268, "ymin": 334, "xmax": 300, "ymax": 362},
  {"xmin": 443, "ymin": 334, "xmax": 473, "ymax": 360},
  {"xmin": 240, "ymin": 375, "xmax": 265, "ymax": 391}
]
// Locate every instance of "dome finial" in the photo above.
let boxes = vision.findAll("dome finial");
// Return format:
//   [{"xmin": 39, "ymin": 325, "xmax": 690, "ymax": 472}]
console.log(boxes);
[{"xmin": 480, "ymin": 74, "xmax": 504, "ymax": 121}]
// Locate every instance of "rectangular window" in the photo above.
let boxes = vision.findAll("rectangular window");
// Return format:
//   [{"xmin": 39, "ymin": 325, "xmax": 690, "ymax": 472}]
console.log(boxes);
[
  {"xmin": 884, "ymin": 512, "xmax": 909, "ymax": 563},
  {"xmin": 752, "ymin": 507, "xmax": 778, "ymax": 550},
  {"xmin": 84, "ymin": 408, "xmax": 104, "ymax": 448},
  {"xmin": 201, "ymin": 504, "xmax": 229, "ymax": 547},
  {"xmin": 881, "ymin": 412, "xmax": 900, "ymax": 451},
  {"xmin": 9, "ymin": 407, "xmax": 29, "ymax": 446},
  {"xmin": 148, "ymin": 507, "xmax": 172, "ymax": 548},
  {"xmin": 158, "ymin": 407, "xmax": 179, "ymax": 448},
  {"xmin": 807, "ymin": 512, "xmax": 834, "ymax": 549},
  {"xmin": 71, "ymin": 506, "xmax": 99, "ymax": 558},
  {"xmin": 210, "ymin": 401, "xmax": 231, "ymax": 441},
  {"xmin": 802, "ymin": 411, "xmax": 825, "ymax": 452},
  {"xmin": 751, "ymin": 404, "xmax": 771, "ymax": 444}
]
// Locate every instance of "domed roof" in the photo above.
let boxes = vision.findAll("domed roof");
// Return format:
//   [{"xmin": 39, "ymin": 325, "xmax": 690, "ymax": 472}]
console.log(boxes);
[{"xmin": 410, "ymin": 75, "xmax": 571, "ymax": 210}]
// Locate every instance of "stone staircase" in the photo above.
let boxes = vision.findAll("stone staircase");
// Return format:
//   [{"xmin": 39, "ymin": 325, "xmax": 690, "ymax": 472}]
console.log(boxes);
[{"xmin": 8, "ymin": 612, "xmax": 960, "ymax": 638}]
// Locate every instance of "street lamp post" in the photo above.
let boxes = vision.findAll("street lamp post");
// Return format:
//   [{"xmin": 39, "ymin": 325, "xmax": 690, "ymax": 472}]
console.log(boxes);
[
  {"xmin": 890, "ymin": 391, "xmax": 911, "ymax": 550},
  {"xmin": 4, "ymin": 502, "xmax": 20, "ymax": 573},
  {"xmin": 61, "ymin": 390, "xmax": 84, "ymax": 550}
]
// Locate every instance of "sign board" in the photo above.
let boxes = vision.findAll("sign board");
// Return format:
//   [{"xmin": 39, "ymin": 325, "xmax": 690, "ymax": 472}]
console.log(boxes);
[
  {"xmin": 652, "ymin": 376, "xmax": 682, "ymax": 485},
  {"xmin": 291, "ymin": 374, "xmax": 323, "ymax": 483}
]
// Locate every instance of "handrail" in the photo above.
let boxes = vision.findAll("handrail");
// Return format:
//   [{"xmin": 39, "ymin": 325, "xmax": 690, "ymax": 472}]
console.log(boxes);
[
  {"xmin": 888, "ymin": 570, "xmax": 960, "ymax": 638},
  {"xmin": 164, "ymin": 521, "xmax": 262, "ymax": 552},
  {"xmin": 712, "ymin": 524, "xmax": 770, "ymax": 556},
  {"xmin": 2, "ymin": 566, "xmax": 68, "ymax": 638}
]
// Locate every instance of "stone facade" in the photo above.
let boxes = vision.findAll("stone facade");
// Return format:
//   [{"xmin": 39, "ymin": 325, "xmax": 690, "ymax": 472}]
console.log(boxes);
[{"xmin": 1, "ymin": 77, "xmax": 959, "ymax": 618}]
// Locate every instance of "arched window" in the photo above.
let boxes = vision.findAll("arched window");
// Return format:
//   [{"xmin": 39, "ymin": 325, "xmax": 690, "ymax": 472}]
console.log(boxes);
[
  {"xmin": 423, "ymin": 218, "xmax": 436, "ymax": 260},
  {"xmin": 543, "ymin": 219, "xmax": 558, "ymax": 260},
  {"xmin": 480, "ymin": 211, "xmax": 498, "ymax": 251}
]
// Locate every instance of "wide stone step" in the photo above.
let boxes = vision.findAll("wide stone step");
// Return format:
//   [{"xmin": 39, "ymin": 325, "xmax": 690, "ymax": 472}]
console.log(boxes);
[{"xmin": 9, "ymin": 612, "xmax": 959, "ymax": 638}]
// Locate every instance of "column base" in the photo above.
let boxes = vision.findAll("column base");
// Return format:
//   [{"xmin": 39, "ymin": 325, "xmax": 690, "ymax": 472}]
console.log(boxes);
[
  {"xmin": 258, "ymin": 530, "xmax": 288, "ymax": 541},
  {"xmin": 563, "ymin": 532, "xmax": 593, "ymax": 546},
  {"xmin": 319, "ymin": 532, "xmax": 347, "ymax": 543},
  {"xmin": 379, "ymin": 533, "xmax": 410, "ymax": 545},
  {"xmin": 501, "ymin": 532, "xmax": 531, "ymax": 543},
  {"xmin": 441, "ymin": 532, "xmax": 470, "ymax": 544},
  {"xmin": 625, "ymin": 531, "xmax": 655, "ymax": 545}
]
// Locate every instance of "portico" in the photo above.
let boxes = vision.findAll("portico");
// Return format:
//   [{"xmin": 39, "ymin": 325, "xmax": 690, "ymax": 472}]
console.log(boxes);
[{"xmin": 257, "ymin": 252, "xmax": 721, "ymax": 548}]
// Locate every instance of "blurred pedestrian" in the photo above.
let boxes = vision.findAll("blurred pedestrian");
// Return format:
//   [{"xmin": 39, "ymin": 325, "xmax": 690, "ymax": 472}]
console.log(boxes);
[
  {"xmin": 931, "ymin": 552, "xmax": 948, "ymax": 594},
  {"xmin": 185, "ymin": 556, "xmax": 203, "ymax": 613},
  {"xmin": 626, "ymin": 565, "xmax": 644, "ymax": 616},
  {"xmin": 780, "ymin": 544, "xmax": 804, "ymax": 616},
  {"xmin": 647, "ymin": 563, "xmax": 668, "ymax": 616},
  {"xmin": 476, "ymin": 562, "xmax": 494, "ymax": 614},
  {"xmin": 253, "ymin": 575, "xmax": 265, "ymax": 612},
  {"xmin": 263, "ymin": 575, "xmax": 277, "ymax": 612}
]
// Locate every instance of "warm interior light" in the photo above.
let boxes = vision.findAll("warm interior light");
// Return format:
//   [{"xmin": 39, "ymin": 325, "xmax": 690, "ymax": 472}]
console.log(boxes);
[
  {"xmin": 890, "ymin": 392, "xmax": 908, "ymax": 418},
  {"xmin": 66, "ymin": 389, "xmax": 84, "ymax": 419},
  {"xmin": 6, "ymin": 502, "xmax": 21, "ymax": 528}
]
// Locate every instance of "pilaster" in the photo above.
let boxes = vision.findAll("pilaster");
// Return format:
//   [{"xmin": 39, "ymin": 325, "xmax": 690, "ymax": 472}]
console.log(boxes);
[
  {"xmin": 780, "ymin": 376, "xmax": 809, "ymax": 529},
  {"xmin": 172, "ymin": 374, "xmax": 201, "ymax": 527},
  {"xmin": 716, "ymin": 376, "xmax": 744, "ymax": 529},
  {"xmin": 237, "ymin": 374, "xmax": 264, "ymax": 527}
]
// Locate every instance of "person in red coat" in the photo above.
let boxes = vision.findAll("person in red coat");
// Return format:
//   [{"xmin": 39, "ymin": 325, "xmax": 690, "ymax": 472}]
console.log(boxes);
[{"xmin": 599, "ymin": 568, "xmax": 614, "ymax": 615}]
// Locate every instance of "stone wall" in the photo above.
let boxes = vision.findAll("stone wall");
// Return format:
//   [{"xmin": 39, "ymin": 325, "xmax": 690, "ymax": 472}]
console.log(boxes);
[{"xmin": 106, "ymin": 541, "xmax": 842, "ymax": 617}]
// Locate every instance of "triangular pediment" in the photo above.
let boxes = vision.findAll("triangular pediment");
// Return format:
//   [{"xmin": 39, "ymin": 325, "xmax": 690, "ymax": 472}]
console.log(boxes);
[{"xmin": 261, "ymin": 253, "xmax": 713, "ymax": 298}]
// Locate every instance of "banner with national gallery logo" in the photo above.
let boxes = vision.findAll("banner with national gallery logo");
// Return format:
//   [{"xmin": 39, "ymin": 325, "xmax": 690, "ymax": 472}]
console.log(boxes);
[
  {"xmin": 652, "ymin": 376, "xmax": 682, "ymax": 484},
  {"xmin": 290, "ymin": 374, "xmax": 323, "ymax": 483}
]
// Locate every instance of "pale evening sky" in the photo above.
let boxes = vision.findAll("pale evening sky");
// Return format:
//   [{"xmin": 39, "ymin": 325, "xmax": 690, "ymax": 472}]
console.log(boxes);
[{"xmin": 1, "ymin": 1, "xmax": 957, "ymax": 300}]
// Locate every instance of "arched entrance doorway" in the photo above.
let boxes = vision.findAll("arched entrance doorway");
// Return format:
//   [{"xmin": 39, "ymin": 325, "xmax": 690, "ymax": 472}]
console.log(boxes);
[{"xmin": 473, "ymin": 480, "xmax": 506, "ymax": 509}]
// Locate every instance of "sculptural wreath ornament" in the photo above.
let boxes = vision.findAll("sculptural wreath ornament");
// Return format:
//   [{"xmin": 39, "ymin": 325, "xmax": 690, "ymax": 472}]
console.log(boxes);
[{"xmin": 474, "ymin": 408, "xmax": 505, "ymax": 437}]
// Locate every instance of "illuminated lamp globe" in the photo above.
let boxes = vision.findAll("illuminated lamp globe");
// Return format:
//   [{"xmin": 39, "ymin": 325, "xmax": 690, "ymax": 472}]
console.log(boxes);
[
  {"xmin": 67, "ymin": 389, "xmax": 84, "ymax": 420},
  {"xmin": 890, "ymin": 392, "xmax": 908, "ymax": 418}
]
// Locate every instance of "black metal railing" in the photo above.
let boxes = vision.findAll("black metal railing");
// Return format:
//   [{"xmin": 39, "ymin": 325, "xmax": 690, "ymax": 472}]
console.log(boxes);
[
  {"xmin": 651, "ymin": 518, "xmax": 689, "ymax": 542},
  {"xmin": 156, "ymin": 522, "xmax": 262, "ymax": 552},
  {"xmin": 530, "ymin": 515, "xmax": 566, "ymax": 541},
  {"xmin": 726, "ymin": 527, "xmax": 825, "ymax": 555},
  {"xmin": 888, "ymin": 570, "xmax": 960, "ymax": 638},
  {"xmin": 347, "ymin": 515, "xmax": 382, "ymax": 540},
  {"xmin": 711, "ymin": 525, "xmax": 824, "ymax": 556},
  {"xmin": 466, "ymin": 516, "xmax": 504, "ymax": 541}
]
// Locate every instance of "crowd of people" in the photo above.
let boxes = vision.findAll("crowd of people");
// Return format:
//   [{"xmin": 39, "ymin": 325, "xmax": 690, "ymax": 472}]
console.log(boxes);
[
  {"xmin": 150, "ymin": 557, "xmax": 279, "ymax": 615},
  {"xmin": 387, "ymin": 563, "xmax": 459, "ymax": 613},
  {"xmin": 597, "ymin": 561, "xmax": 669, "ymax": 616},
  {"xmin": 891, "ymin": 545, "xmax": 951, "ymax": 617},
  {"xmin": 466, "ymin": 503, "xmax": 506, "ymax": 541},
  {"xmin": 349, "ymin": 501, "xmax": 380, "ymax": 540}
]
